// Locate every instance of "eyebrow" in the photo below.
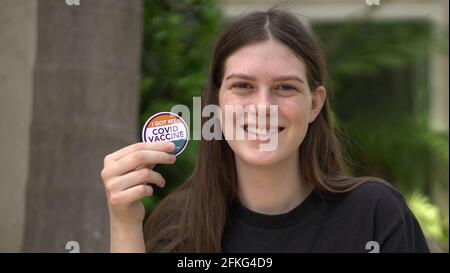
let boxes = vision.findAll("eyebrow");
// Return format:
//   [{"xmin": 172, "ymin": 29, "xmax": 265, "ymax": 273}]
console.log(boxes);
[{"xmin": 224, "ymin": 73, "xmax": 305, "ymax": 84}]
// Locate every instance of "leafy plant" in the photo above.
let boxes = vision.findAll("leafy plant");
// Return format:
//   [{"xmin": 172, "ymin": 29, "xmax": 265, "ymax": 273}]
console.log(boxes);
[{"xmin": 407, "ymin": 192, "xmax": 449, "ymax": 252}]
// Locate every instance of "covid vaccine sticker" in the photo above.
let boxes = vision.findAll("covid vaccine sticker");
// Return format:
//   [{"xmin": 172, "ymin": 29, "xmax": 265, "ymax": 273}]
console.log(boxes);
[{"xmin": 142, "ymin": 112, "xmax": 189, "ymax": 156}]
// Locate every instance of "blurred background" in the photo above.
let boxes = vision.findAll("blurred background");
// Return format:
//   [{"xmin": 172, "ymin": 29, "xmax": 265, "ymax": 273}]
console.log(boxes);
[{"xmin": 0, "ymin": 0, "xmax": 448, "ymax": 252}]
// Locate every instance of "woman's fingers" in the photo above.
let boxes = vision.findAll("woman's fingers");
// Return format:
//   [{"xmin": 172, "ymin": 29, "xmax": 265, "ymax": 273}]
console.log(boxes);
[
  {"xmin": 104, "ymin": 141, "xmax": 175, "ymax": 163},
  {"xmin": 103, "ymin": 150, "xmax": 176, "ymax": 179},
  {"xmin": 108, "ymin": 168, "xmax": 165, "ymax": 191},
  {"xmin": 109, "ymin": 184, "xmax": 154, "ymax": 207},
  {"xmin": 119, "ymin": 150, "xmax": 176, "ymax": 173}
]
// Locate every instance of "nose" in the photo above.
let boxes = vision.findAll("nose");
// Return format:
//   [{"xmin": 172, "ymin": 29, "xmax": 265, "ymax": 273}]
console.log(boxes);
[
  {"xmin": 254, "ymin": 87, "xmax": 273, "ymax": 107},
  {"xmin": 250, "ymin": 88, "xmax": 277, "ymax": 122}
]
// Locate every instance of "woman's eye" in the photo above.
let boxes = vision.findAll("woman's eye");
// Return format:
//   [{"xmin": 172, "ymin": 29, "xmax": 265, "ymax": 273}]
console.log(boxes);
[
  {"xmin": 275, "ymin": 84, "xmax": 296, "ymax": 91},
  {"xmin": 232, "ymin": 82, "xmax": 252, "ymax": 89}
]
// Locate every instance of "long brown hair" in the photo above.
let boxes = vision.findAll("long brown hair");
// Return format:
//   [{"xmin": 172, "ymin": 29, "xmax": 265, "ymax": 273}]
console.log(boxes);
[{"xmin": 144, "ymin": 7, "xmax": 385, "ymax": 252}]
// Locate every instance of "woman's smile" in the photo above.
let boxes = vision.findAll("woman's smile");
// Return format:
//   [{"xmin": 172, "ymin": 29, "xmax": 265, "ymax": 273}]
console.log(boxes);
[{"xmin": 241, "ymin": 122, "xmax": 286, "ymax": 142}]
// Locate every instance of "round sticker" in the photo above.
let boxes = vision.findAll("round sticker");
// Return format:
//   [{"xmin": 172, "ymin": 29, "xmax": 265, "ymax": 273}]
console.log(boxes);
[{"xmin": 142, "ymin": 112, "xmax": 189, "ymax": 156}]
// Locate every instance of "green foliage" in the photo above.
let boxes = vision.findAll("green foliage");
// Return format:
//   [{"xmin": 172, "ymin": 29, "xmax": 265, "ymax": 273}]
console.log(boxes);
[
  {"xmin": 315, "ymin": 20, "xmax": 434, "ymax": 115},
  {"xmin": 140, "ymin": 0, "xmax": 223, "ymax": 215},
  {"xmin": 407, "ymin": 192, "xmax": 449, "ymax": 251},
  {"xmin": 314, "ymin": 15, "xmax": 433, "ymax": 80},
  {"xmin": 340, "ymin": 118, "xmax": 449, "ymax": 195}
]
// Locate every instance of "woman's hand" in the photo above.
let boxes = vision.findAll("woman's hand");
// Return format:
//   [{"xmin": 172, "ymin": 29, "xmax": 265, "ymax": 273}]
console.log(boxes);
[{"xmin": 101, "ymin": 141, "xmax": 176, "ymax": 252}]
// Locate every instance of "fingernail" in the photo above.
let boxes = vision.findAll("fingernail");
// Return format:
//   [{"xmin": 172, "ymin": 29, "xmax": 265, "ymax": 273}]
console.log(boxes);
[{"xmin": 166, "ymin": 142, "xmax": 175, "ymax": 150}]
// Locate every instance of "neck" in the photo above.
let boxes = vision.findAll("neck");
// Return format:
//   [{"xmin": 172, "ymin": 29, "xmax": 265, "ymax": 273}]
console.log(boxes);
[{"xmin": 235, "ymin": 151, "xmax": 313, "ymax": 215}]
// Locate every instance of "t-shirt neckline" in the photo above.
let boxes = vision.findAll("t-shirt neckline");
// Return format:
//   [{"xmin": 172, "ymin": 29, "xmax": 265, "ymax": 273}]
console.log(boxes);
[{"xmin": 230, "ymin": 189, "xmax": 322, "ymax": 229}]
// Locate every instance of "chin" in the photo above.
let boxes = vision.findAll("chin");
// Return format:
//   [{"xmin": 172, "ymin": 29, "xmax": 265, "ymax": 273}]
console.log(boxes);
[{"xmin": 234, "ymin": 144, "xmax": 289, "ymax": 166}]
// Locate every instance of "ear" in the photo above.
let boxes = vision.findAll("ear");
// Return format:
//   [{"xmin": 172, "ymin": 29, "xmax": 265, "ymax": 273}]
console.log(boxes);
[{"xmin": 308, "ymin": 85, "xmax": 326, "ymax": 124}]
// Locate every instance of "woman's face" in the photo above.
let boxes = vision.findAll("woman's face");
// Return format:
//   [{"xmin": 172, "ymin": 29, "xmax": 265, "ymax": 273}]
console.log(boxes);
[{"xmin": 218, "ymin": 39, "xmax": 326, "ymax": 166}]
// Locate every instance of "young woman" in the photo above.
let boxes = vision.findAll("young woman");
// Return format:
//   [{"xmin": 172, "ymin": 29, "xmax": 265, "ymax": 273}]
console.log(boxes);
[{"xmin": 101, "ymin": 8, "xmax": 430, "ymax": 253}]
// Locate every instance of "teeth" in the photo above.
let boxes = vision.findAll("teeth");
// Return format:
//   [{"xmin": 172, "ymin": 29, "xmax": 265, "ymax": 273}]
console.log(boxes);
[{"xmin": 246, "ymin": 127, "xmax": 279, "ymax": 136}]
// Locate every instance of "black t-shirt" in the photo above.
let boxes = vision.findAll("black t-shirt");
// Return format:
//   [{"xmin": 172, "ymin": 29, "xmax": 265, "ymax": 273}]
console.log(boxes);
[{"xmin": 222, "ymin": 181, "xmax": 430, "ymax": 253}]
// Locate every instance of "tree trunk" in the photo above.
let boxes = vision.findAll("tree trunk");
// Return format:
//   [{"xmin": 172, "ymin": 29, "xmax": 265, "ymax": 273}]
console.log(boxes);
[{"xmin": 22, "ymin": 0, "xmax": 142, "ymax": 252}]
